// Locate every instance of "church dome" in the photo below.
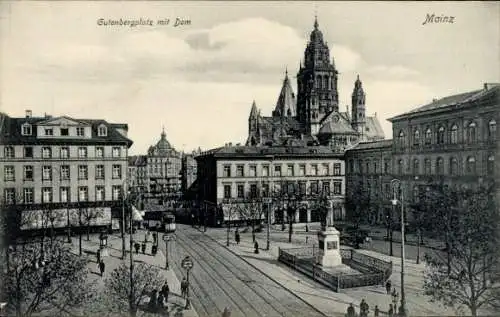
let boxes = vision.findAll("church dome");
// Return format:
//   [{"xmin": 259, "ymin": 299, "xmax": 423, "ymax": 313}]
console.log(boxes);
[
  {"xmin": 148, "ymin": 128, "xmax": 172, "ymax": 156},
  {"xmin": 309, "ymin": 17, "xmax": 324, "ymax": 43}
]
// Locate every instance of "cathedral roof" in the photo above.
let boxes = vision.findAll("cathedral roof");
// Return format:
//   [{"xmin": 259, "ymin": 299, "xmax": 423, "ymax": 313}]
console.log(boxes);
[
  {"xmin": 318, "ymin": 111, "xmax": 357, "ymax": 135},
  {"xmin": 309, "ymin": 16, "xmax": 324, "ymax": 44},
  {"xmin": 364, "ymin": 116, "xmax": 385, "ymax": 140},
  {"xmin": 249, "ymin": 100, "xmax": 258, "ymax": 118},
  {"xmin": 273, "ymin": 70, "xmax": 296, "ymax": 117}
]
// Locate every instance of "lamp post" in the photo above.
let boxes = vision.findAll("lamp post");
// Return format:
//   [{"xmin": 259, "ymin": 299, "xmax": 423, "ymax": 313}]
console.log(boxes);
[{"xmin": 391, "ymin": 178, "xmax": 407, "ymax": 317}]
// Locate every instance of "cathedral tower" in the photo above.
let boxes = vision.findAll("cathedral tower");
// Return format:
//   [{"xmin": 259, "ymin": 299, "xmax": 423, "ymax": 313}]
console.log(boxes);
[
  {"xmin": 351, "ymin": 75, "xmax": 366, "ymax": 137},
  {"xmin": 296, "ymin": 17, "xmax": 339, "ymax": 135},
  {"xmin": 272, "ymin": 69, "xmax": 297, "ymax": 118},
  {"xmin": 247, "ymin": 100, "xmax": 260, "ymax": 146}
]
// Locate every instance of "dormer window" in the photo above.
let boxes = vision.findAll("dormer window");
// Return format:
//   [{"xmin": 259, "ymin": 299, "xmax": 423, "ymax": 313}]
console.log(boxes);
[
  {"xmin": 21, "ymin": 123, "xmax": 32, "ymax": 136},
  {"xmin": 98, "ymin": 125, "xmax": 107, "ymax": 137},
  {"xmin": 76, "ymin": 127, "xmax": 85, "ymax": 137}
]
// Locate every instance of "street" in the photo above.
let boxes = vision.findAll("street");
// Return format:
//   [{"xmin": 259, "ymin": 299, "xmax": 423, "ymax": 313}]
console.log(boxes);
[{"xmin": 166, "ymin": 226, "xmax": 325, "ymax": 317}]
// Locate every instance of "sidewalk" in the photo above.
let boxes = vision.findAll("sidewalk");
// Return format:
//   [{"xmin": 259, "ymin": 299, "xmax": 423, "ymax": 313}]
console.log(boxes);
[
  {"xmin": 199, "ymin": 226, "xmax": 459, "ymax": 317},
  {"xmin": 70, "ymin": 231, "xmax": 198, "ymax": 317}
]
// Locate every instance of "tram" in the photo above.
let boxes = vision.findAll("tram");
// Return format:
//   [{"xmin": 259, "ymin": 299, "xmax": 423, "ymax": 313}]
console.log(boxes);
[{"xmin": 162, "ymin": 213, "xmax": 176, "ymax": 233}]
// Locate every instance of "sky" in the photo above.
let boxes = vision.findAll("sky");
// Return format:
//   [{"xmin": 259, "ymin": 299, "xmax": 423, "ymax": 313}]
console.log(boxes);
[{"xmin": 1, "ymin": 1, "xmax": 498, "ymax": 155}]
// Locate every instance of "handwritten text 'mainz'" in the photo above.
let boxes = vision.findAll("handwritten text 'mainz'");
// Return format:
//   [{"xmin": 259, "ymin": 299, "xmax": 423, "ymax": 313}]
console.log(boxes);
[{"xmin": 422, "ymin": 14, "xmax": 455, "ymax": 26}]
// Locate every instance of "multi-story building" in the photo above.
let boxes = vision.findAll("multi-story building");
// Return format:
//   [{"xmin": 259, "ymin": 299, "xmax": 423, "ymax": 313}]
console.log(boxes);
[
  {"xmin": 127, "ymin": 155, "xmax": 147, "ymax": 193},
  {"xmin": 181, "ymin": 148, "xmax": 201, "ymax": 200},
  {"xmin": 0, "ymin": 110, "xmax": 133, "ymax": 233},
  {"xmin": 195, "ymin": 145, "xmax": 346, "ymax": 226}
]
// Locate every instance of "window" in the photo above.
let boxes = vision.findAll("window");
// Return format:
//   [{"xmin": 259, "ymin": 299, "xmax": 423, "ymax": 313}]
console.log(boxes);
[
  {"xmin": 311, "ymin": 165, "xmax": 318, "ymax": 176},
  {"xmin": 384, "ymin": 161, "xmax": 389, "ymax": 174},
  {"xmin": 250, "ymin": 184, "xmax": 258, "ymax": 198},
  {"xmin": 299, "ymin": 164, "xmax": 306, "ymax": 176},
  {"xmin": 223, "ymin": 165, "xmax": 231, "ymax": 177},
  {"xmin": 397, "ymin": 159, "xmax": 403, "ymax": 175},
  {"xmin": 333, "ymin": 163, "xmax": 341, "ymax": 176},
  {"xmin": 44, "ymin": 128, "xmax": 53, "ymax": 136},
  {"xmin": 322, "ymin": 164, "xmax": 329, "ymax": 176},
  {"xmin": 262, "ymin": 165, "xmax": 269, "ymax": 177},
  {"xmin": 436, "ymin": 157, "xmax": 444, "ymax": 175},
  {"xmin": 4, "ymin": 166, "xmax": 14, "ymax": 181},
  {"xmin": 413, "ymin": 186, "xmax": 420, "ymax": 203},
  {"xmin": 223, "ymin": 185, "xmax": 231, "ymax": 199},
  {"xmin": 112, "ymin": 165, "xmax": 122, "ymax": 179},
  {"xmin": 299, "ymin": 182, "xmax": 306, "ymax": 195},
  {"xmin": 60, "ymin": 128, "xmax": 69, "ymax": 136},
  {"xmin": 451, "ymin": 124, "xmax": 458, "ymax": 144},
  {"xmin": 249, "ymin": 165, "xmax": 257, "ymax": 177},
  {"xmin": 489, "ymin": 120, "xmax": 497, "ymax": 140},
  {"xmin": 366, "ymin": 161, "xmax": 370, "ymax": 174},
  {"xmin": 24, "ymin": 147, "xmax": 33, "ymax": 158},
  {"xmin": 310, "ymin": 181, "xmax": 318, "ymax": 194},
  {"xmin": 42, "ymin": 187, "xmax": 53, "ymax": 203},
  {"xmin": 466, "ymin": 122, "xmax": 476, "ymax": 143},
  {"xmin": 78, "ymin": 165, "xmax": 88, "ymax": 180},
  {"xmin": 98, "ymin": 126, "xmax": 107, "ymax": 136},
  {"xmin": 4, "ymin": 188, "xmax": 15, "ymax": 204},
  {"xmin": 4, "ymin": 146, "xmax": 14, "ymax": 158},
  {"xmin": 425, "ymin": 128, "xmax": 432, "ymax": 144},
  {"xmin": 437, "ymin": 126, "xmax": 445, "ymax": 144},
  {"xmin": 96, "ymin": 165, "xmax": 105, "ymax": 179},
  {"xmin": 262, "ymin": 183, "xmax": 269, "ymax": 197},
  {"xmin": 112, "ymin": 147, "xmax": 121, "ymax": 157},
  {"xmin": 413, "ymin": 130, "xmax": 420, "ymax": 145},
  {"xmin": 23, "ymin": 165, "xmax": 33, "ymax": 181},
  {"xmin": 24, "ymin": 188, "xmax": 34, "ymax": 204},
  {"xmin": 79, "ymin": 187, "xmax": 89, "ymax": 201},
  {"xmin": 322, "ymin": 181, "xmax": 330, "ymax": 194},
  {"xmin": 424, "ymin": 159, "xmax": 431, "ymax": 175},
  {"xmin": 60, "ymin": 187, "xmax": 70, "ymax": 203},
  {"xmin": 450, "ymin": 157, "xmax": 458, "ymax": 176},
  {"xmin": 96, "ymin": 147, "xmax": 104, "ymax": 158},
  {"xmin": 22, "ymin": 123, "xmax": 32, "ymax": 136},
  {"xmin": 487, "ymin": 155, "xmax": 495, "ymax": 173},
  {"xmin": 466, "ymin": 156, "xmax": 476, "ymax": 174},
  {"xmin": 287, "ymin": 165, "xmax": 294, "ymax": 176},
  {"xmin": 112, "ymin": 186, "xmax": 121, "ymax": 200},
  {"xmin": 42, "ymin": 166, "xmax": 52, "ymax": 181},
  {"xmin": 41, "ymin": 147, "xmax": 52, "ymax": 158},
  {"xmin": 374, "ymin": 162, "xmax": 378, "ymax": 174},
  {"xmin": 237, "ymin": 184, "xmax": 244, "ymax": 198},
  {"xmin": 76, "ymin": 127, "xmax": 85, "ymax": 137},
  {"xmin": 398, "ymin": 130, "xmax": 405, "ymax": 146},
  {"xmin": 236, "ymin": 165, "xmax": 244, "ymax": 177},
  {"xmin": 274, "ymin": 165, "xmax": 281, "ymax": 177},
  {"xmin": 96, "ymin": 186, "xmax": 105, "ymax": 201},
  {"xmin": 60, "ymin": 147, "xmax": 69, "ymax": 158},
  {"xmin": 78, "ymin": 147, "xmax": 87, "ymax": 158},
  {"xmin": 413, "ymin": 159, "xmax": 420, "ymax": 174},
  {"xmin": 333, "ymin": 182, "xmax": 342, "ymax": 195}
]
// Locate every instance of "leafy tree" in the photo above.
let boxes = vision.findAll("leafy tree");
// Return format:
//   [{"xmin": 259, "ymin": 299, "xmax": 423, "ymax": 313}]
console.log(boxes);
[
  {"xmin": 423, "ymin": 185, "xmax": 500, "ymax": 316},
  {"xmin": 0, "ymin": 240, "xmax": 94, "ymax": 317},
  {"xmin": 345, "ymin": 179, "xmax": 371, "ymax": 228},
  {"xmin": 104, "ymin": 262, "xmax": 164, "ymax": 317}
]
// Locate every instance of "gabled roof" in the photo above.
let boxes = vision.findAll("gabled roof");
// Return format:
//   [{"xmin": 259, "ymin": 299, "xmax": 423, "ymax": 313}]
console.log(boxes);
[
  {"xmin": 365, "ymin": 116, "xmax": 385, "ymax": 140},
  {"xmin": 318, "ymin": 111, "xmax": 356, "ymax": 135}
]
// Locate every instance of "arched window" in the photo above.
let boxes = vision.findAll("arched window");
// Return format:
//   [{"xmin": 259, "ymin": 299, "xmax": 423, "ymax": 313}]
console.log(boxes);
[
  {"xmin": 487, "ymin": 155, "xmax": 495, "ymax": 173},
  {"xmin": 323, "ymin": 75, "xmax": 328, "ymax": 89},
  {"xmin": 437, "ymin": 126, "xmax": 445, "ymax": 144},
  {"xmin": 413, "ymin": 130, "xmax": 420, "ymax": 146},
  {"xmin": 467, "ymin": 122, "xmax": 476, "ymax": 143},
  {"xmin": 451, "ymin": 124, "xmax": 458, "ymax": 144},
  {"xmin": 316, "ymin": 75, "xmax": 321, "ymax": 88},
  {"xmin": 413, "ymin": 158, "xmax": 420, "ymax": 174},
  {"xmin": 466, "ymin": 156, "xmax": 476, "ymax": 174},
  {"xmin": 436, "ymin": 157, "xmax": 444, "ymax": 175},
  {"xmin": 413, "ymin": 186, "xmax": 420, "ymax": 203},
  {"xmin": 424, "ymin": 158, "xmax": 431, "ymax": 175},
  {"xmin": 359, "ymin": 160, "xmax": 363, "ymax": 173},
  {"xmin": 398, "ymin": 130, "xmax": 405, "ymax": 146},
  {"xmin": 425, "ymin": 128, "xmax": 432, "ymax": 144},
  {"xmin": 489, "ymin": 120, "xmax": 497, "ymax": 140},
  {"xmin": 366, "ymin": 160, "xmax": 370, "ymax": 174},
  {"xmin": 398, "ymin": 159, "xmax": 403, "ymax": 175},
  {"xmin": 450, "ymin": 157, "xmax": 458, "ymax": 175}
]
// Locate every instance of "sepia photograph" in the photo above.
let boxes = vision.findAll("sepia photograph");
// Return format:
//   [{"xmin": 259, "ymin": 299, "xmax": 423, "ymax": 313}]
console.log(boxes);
[{"xmin": 0, "ymin": 1, "xmax": 499, "ymax": 317}]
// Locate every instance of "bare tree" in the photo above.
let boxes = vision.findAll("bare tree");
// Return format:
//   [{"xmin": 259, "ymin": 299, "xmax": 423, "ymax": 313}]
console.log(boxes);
[
  {"xmin": 81, "ymin": 207, "xmax": 105, "ymax": 241},
  {"xmin": 104, "ymin": 262, "xmax": 164, "ymax": 317},
  {"xmin": 237, "ymin": 192, "xmax": 264, "ymax": 242}
]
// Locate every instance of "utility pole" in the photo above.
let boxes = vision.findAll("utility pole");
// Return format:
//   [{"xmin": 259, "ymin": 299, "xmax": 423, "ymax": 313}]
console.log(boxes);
[
  {"xmin": 121, "ymin": 187, "xmax": 126, "ymax": 260},
  {"xmin": 129, "ymin": 189, "xmax": 134, "ymax": 312}
]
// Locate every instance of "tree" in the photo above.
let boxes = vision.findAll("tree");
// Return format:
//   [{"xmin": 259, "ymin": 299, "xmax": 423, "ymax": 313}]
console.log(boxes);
[
  {"xmin": 410, "ymin": 184, "xmax": 435, "ymax": 264},
  {"xmin": 81, "ymin": 207, "xmax": 104, "ymax": 241},
  {"xmin": 345, "ymin": 179, "xmax": 371, "ymax": 228},
  {"xmin": 0, "ymin": 240, "xmax": 95, "ymax": 317},
  {"xmin": 104, "ymin": 262, "xmax": 164, "ymax": 317},
  {"xmin": 423, "ymin": 185, "xmax": 500, "ymax": 316},
  {"xmin": 310, "ymin": 191, "xmax": 330, "ymax": 231},
  {"xmin": 237, "ymin": 191, "xmax": 264, "ymax": 243}
]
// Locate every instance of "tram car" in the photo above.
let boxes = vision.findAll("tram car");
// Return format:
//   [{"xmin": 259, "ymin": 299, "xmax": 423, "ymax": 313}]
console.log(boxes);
[
  {"xmin": 142, "ymin": 210, "xmax": 176, "ymax": 233},
  {"xmin": 161, "ymin": 213, "xmax": 176, "ymax": 233}
]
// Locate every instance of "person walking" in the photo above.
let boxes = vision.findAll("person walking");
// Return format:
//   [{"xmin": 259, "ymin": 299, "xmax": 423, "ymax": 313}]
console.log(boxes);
[
  {"xmin": 235, "ymin": 229, "xmax": 240, "ymax": 245},
  {"xmin": 360, "ymin": 299, "xmax": 369, "ymax": 317},
  {"xmin": 385, "ymin": 279, "xmax": 392, "ymax": 294},
  {"xmin": 161, "ymin": 281, "xmax": 170, "ymax": 302},
  {"xmin": 149, "ymin": 290, "xmax": 157, "ymax": 311},
  {"xmin": 222, "ymin": 307, "xmax": 231, "ymax": 317},
  {"xmin": 157, "ymin": 292, "xmax": 164, "ymax": 311},
  {"xmin": 99, "ymin": 260, "xmax": 105, "ymax": 277},
  {"xmin": 153, "ymin": 231, "xmax": 158, "ymax": 245},
  {"xmin": 346, "ymin": 303, "xmax": 355, "ymax": 317},
  {"xmin": 391, "ymin": 288, "xmax": 399, "ymax": 309},
  {"xmin": 181, "ymin": 277, "xmax": 188, "ymax": 298},
  {"xmin": 374, "ymin": 305, "xmax": 380, "ymax": 317},
  {"xmin": 96, "ymin": 248, "xmax": 101, "ymax": 264},
  {"xmin": 388, "ymin": 304, "xmax": 394, "ymax": 317}
]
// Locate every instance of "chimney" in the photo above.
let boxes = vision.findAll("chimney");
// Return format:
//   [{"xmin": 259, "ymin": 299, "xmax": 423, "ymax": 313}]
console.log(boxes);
[{"xmin": 25, "ymin": 110, "xmax": 32, "ymax": 118}]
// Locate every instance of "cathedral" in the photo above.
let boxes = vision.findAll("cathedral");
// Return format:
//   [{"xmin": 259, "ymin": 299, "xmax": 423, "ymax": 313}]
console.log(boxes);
[{"xmin": 246, "ymin": 18, "xmax": 385, "ymax": 148}]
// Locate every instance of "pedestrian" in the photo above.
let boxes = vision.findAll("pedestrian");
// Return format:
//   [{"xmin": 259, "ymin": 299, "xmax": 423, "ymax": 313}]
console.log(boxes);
[
  {"xmin": 99, "ymin": 260, "xmax": 105, "ymax": 277},
  {"xmin": 96, "ymin": 248, "xmax": 101, "ymax": 264},
  {"xmin": 134, "ymin": 242, "xmax": 140, "ymax": 254},
  {"xmin": 254, "ymin": 241, "xmax": 259, "ymax": 254},
  {"xmin": 374, "ymin": 305, "xmax": 379, "ymax": 317},
  {"xmin": 161, "ymin": 281, "xmax": 170, "ymax": 302},
  {"xmin": 360, "ymin": 299, "xmax": 369, "ymax": 317},
  {"xmin": 346, "ymin": 303, "xmax": 355, "ymax": 317},
  {"xmin": 388, "ymin": 304, "xmax": 394, "ymax": 317},
  {"xmin": 157, "ymin": 292, "xmax": 164, "ymax": 311},
  {"xmin": 181, "ymin": 277, "xmax": 188, "ymax": 298},
  {"xmin": 153, "ymin": 231, "xmax": 158, "ymax": 245},
  {"xmin": 149, "ymin": 290, "xmax": 157, "ymax": 311},
  {"xmin": 222, "ymin": 307, "xmax": 231, "ymax": 317},
  {"xmin": 392, "ymin": 288, "xmax": 399, "ymax": 308},
  {"xmin": 385, "ymin": 279, "xmax": 392, "ymax": 294},
  {"xmin": 141, "ymin": 242, "xmax": 146, "ymax": 254},
  {"xmin": 235, "ymin": 229, "xmax": 240, "ymax": 245},
  {"xmin": 145, "ymin": 230, "xmax": 150, "ymax": 243}
]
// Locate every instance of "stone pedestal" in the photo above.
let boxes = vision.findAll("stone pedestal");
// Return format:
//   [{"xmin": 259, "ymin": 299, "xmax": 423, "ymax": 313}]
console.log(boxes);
[{"xmin": 315, "ymin": 227, "xmax": 342, "ymax": 267}]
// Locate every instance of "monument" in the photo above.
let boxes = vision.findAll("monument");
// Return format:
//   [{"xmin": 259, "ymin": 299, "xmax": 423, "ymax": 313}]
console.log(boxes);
[{"xmin": 315, "ymin": 201, "xmax": 342, "ymax": 267}]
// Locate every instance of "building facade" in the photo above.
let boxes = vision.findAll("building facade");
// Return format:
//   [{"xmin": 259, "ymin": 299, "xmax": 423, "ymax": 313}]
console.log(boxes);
[
  {"xmin": 181, "ymin": 148, "xmax": 201, "ymax": 200},
  {"xmin": 246, "ymin": 18, "xmax": 384, "ymax": 149},
  {"xmin": 127, "ymin": 155, "xmax": 147, "ymax": 193},
  {"xmin": 195, "ymin": 145, "xmax": 346, "ymax": 226},
  {"xmin": 0, "ymin": 110, "xmax": 133, "ymax": 232}
]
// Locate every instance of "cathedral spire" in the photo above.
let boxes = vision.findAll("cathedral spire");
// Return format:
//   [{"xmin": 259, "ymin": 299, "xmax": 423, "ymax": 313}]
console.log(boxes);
[
  {"xmin": 249, "ymin": 100, "xmax": 258, "ymax": 118},
  {"xmin": 161, "ymin": 126, "xmax": 166, "ymax": 140},
  {"xmin": 314, "ymin": 15, "xmax": 319, "ymax": 30},
  {"xmin": 273, "ymin": 71, "xmax": 296, "ymax": 118}
]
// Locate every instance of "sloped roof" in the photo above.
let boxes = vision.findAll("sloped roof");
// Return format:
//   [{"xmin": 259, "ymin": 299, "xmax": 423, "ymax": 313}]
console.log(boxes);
[
  {"xmin": 197, "ymin": 145, "xmax": 344, "ymax": 159},
  {"xmin": 365, "ymin": 116, "xmax": 385, "ymax": 139},
  {"xmin": 347, "ymin": 139, "xmax": 393, "ymax": 151},
  {"xmin": 318, "ymin": 111, "xmax": 356, "ymax": 135},
  {"xmin": 273, "ymin": 72, "xmax": 296, "ymax": 118}
]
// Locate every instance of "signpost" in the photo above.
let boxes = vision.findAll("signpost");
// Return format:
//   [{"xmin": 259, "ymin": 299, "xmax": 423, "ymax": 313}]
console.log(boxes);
[
  {"xmin": 181, "ymin": 256, "xmax": 194, "ymax": 309},
  {"xmin": 162, "ymin": 234, "xmax": 176, "ymax": 270}
]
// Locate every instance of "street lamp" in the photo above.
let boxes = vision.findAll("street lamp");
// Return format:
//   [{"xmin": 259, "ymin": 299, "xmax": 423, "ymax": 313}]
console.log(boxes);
[{"xmin": 391, "ymin": 178, "xmax": 407, "ymax": 317}]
